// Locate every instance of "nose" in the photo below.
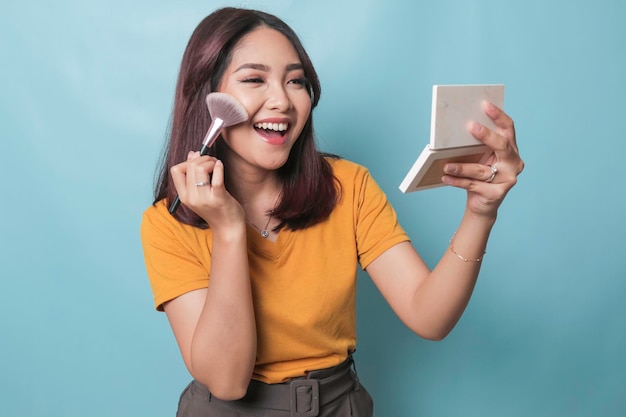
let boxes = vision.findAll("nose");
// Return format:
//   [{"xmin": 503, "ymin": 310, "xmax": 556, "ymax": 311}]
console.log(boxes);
[{"xmin": 265, "ymin": 83, "xmax": 292, "ymax": 112}]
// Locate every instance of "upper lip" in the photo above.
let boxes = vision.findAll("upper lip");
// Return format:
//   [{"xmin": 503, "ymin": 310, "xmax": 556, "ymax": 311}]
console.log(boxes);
[{"xmin": 254, "ymin": 117, "xmax": 291, "ymax": 125}]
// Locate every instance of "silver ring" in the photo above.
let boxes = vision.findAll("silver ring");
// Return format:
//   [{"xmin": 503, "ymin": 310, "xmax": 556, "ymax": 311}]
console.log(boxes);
[
  {"xmin": 485, "ymin": 164, "xmax": 498, "ymax": 183},
  {"xmin": 195, "ymin": 181, "xmax": 210, "ymax": 187}
]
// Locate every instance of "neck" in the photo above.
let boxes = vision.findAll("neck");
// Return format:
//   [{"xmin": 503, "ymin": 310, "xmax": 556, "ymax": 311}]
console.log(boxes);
[
  {"xmin": 227, "ymin": 172, "xmax": 281, "ymax": 209},
  {"xmin": 225, "ymin": 165, "xmax": 281, "ymax": 237},
  {"xmin": 220, "ymin": 150, "xmax": 282, "ymax": 240},
  {"xmin": 223, "ymin": 155, "xmax": 281, "ymax": 203}
]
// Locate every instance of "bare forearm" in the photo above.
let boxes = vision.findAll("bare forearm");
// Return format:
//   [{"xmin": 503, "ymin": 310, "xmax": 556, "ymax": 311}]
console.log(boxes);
[
  {"xmin": 190, "ymin": 228, "xmax": 257, "ymax": 398},
  {"xmin": 410, "ymin": 211, "xmax": 495, "ymax": 340}
]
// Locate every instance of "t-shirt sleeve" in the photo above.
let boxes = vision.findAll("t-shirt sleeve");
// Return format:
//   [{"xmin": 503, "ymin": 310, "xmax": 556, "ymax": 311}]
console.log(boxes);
[
  {"xmin": 140, "ymin": 202, "xmax": 211, "ymax": 311},
  {"xmin": 354, "ymin": 167, "xmax": 411, "ymax": 270}
]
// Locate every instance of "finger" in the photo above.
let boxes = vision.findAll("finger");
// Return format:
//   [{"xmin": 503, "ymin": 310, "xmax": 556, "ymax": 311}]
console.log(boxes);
[
  {"xmin": 443, "ymin": 162, "xmax": 496, "ymax": 182},
  {"xmin": 442, "ymin": 174, "xmax": 507, "ymax": 197},
  {"xmin": 211, "ymin": 160, "xmax": 225, "ymax": 188},
  {"xmin": 186, "ymin": 156, "xmax": 217, "ymax": 187},
  {"xmin": 483, "ymin": 101, "xmax": 514, "ymax": 138},
  {"xmin": 469, "ymin": 122, "xmax": 505, "ymax": 152},
  {"xmin": 470, "ymin": 121, "xmax": 523, "ymax": 170},
  {"xmin": 170, "ymin": 162, "xmax": 189, "ymax": 199},
  {"xmin": 470, "ymin": 101, "xmax": 514, "ymax": 139}
]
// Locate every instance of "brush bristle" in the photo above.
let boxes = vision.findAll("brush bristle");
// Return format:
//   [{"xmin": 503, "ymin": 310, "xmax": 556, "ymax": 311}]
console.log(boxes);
[{"xmin": 206, "ymin": 93, "xmax": 249, "ymax": 127}]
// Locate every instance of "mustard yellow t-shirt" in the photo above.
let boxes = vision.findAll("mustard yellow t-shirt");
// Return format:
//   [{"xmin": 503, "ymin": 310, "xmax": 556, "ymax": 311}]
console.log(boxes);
[{"xmin": 140, "ymin": 158, "xmax": 409, "ymax": 383}]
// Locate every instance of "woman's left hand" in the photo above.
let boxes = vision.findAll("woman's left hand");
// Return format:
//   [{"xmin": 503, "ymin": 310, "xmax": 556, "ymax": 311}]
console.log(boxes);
[{"xmin": 441, "ymin": 101, "xmax": 524, "ymax": 218}]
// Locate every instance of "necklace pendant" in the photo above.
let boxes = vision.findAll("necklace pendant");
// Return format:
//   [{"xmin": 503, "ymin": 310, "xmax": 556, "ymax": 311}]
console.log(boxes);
[{"xmin": 261, "ymin": 230, "xmax": 270, "ymax": 238}]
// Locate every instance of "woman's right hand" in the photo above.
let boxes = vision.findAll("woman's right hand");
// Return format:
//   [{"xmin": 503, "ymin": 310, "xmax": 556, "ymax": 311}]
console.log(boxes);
[{"xmin": 170, "ymin": 151, "xmax": 245, "ymax": 234}]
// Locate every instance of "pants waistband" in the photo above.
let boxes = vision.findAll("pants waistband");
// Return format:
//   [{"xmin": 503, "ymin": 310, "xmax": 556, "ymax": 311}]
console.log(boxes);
[{"xmin": 195, "ymin": 356, "xmax": 358, "ymax": 417}]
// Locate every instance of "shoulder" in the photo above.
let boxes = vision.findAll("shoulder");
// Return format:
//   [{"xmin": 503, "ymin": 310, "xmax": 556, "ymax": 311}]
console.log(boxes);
[
  {"xmin": 141, "ymin": 199, "xmax": 201, "ymax": 244},
  {"xmin": 324, "ymin": 157, "xmax": 393, "ymax": 217},
  {"xmin": 326, "ymin": 156, "xmax": 367, "ymax": 173},
  {"xmin": 326, "ymin": 157, "xmax": 371, "ymax": 184},
  {"xmin": 141, "ymin": 199, "xmax": 175, "ymax": 232},
  {"xmin": 140, "ymin": 199, "xmax": 212, "ymax": 270}
]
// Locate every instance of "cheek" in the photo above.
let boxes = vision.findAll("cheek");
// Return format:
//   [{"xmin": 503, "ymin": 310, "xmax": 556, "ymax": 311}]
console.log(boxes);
[
  {"xmin": 302, "ymin": 99, "xmax": 312, "ymax": 116},
  {"xmin": 217, "ymin": 82, "xmax": 261, "ymax": 117},
  {"xmin": 294, "ymin": 92, "xmax": 312, "ymax": 117},
  {"xmin": 230, "ymin": 94, "xmax": 261, "ymax": 118},
  {"xmin": 295, "ymin": 98, "xmax": 312, "ymax": 130},
  {"xmin": 220, "ymin": 124, "xmax": 247, "ymax": 146}
]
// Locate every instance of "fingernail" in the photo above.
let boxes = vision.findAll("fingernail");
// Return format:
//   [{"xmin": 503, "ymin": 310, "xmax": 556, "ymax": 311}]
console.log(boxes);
[
  {"xmin": 444, "ymin": 164, "xmax": 457, "ymax": 174},
  {"xmin": 471, "ymin": 122, "xmax": 482, "ymax": 133}
]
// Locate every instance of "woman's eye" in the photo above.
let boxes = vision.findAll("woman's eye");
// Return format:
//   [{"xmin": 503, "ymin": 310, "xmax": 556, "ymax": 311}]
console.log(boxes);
[
  {"xmin": 288, "ymin": 77, "xmax": 307, "ymax": 87},
  {"xmin": 241, "ymin": 77, "xmax": 264, "ymax": 83}
]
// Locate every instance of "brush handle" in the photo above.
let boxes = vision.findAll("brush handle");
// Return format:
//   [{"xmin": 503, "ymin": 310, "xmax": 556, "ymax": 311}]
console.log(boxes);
[
  {"xmin": 168, "ymin": 118, "xmax": 225, "ymax": 215},
  {"xmin": 168, "ymin": 196, "xmax": 182, "ymax": 214}
]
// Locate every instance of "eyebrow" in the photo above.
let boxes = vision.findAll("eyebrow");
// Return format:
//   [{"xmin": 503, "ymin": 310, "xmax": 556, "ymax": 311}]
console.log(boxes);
[{"xmin": 235, "ymin": 63, "xmax": 304, "ymax": 72}]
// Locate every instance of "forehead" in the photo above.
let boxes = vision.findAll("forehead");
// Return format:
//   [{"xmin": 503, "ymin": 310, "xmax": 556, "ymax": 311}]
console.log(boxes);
[{"xmin": 230, "ymin": 26, "xmax": 301, "ymax": 66}]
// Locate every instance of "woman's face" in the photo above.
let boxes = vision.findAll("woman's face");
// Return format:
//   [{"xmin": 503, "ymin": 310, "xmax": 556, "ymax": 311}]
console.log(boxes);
[{"xmin": 218, "ymin": 26, "xmax": 312, "ymax": 172}]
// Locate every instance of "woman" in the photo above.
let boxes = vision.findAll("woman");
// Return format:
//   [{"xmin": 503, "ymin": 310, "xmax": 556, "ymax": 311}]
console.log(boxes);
[{"xmin": 140, "ymin": 7, "xmax": 524, "ymax": 417}]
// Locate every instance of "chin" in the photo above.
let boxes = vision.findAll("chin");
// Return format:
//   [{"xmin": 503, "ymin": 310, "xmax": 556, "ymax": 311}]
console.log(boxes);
[{"xmin": 260, "ymin": 153, "xmax": 291, "ymax": 171}]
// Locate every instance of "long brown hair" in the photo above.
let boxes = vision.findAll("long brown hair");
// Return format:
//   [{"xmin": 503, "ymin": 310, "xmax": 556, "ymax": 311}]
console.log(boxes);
[{"xmin": 153, "ymin": 7, "xmax": 339, "ymax": 231}]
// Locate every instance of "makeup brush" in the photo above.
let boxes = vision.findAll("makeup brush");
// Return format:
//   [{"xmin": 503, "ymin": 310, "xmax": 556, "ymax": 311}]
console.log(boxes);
[{"xmin": 169, "ymin": 92, "xmax": 249, "ymax": 214}]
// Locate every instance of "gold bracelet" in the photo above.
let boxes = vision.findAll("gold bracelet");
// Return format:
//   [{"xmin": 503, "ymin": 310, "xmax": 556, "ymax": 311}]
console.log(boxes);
[{"xmin": 449, "ymin": 233, "xmax": 485, "ymax": 262}]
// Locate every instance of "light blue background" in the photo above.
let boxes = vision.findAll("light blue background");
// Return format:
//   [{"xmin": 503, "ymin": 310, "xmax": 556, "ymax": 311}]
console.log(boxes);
[{"xmin": 1, "ymin": 0, "xmax": 625, "ymax": 416}]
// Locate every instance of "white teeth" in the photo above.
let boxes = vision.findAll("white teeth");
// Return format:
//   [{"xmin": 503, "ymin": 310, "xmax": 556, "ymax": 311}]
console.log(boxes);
[{"xmin": 254, "ymin": 122, "xmax": 288, "ymax": 132}]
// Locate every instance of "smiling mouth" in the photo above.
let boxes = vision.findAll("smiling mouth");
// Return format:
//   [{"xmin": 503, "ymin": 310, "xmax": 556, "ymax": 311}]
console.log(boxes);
[{"xmin": 254, "ymin": 122, "xmax": 289, "ymax": 138}]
